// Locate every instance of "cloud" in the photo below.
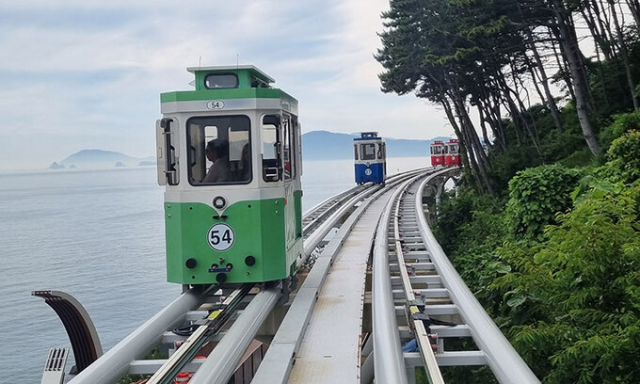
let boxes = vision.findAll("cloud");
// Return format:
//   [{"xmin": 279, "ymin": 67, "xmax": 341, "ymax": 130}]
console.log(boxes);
[{"xmin": 0, "ymin": 1, "xmax": 452, "ymax": 171}]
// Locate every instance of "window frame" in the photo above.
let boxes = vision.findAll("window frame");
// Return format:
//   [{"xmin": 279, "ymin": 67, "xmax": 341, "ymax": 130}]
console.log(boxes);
[
  {"xmin": 261, "ymin": 114, "xmax": 282, "ymax": 183},
  {"xmin": 204, "ymin": 73, "xmax": 239, "ymax": 90},
  {"xmin": 361, "ymin": 143, "xmax": 377, "ymax": 161},
  {"xmin": 186, "ymin": 114, "xmax": 252, "ymax": 186}
]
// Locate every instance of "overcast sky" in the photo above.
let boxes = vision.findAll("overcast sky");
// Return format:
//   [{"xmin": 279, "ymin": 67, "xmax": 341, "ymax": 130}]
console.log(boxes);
[{"xmin": 0, "ymin": 0, "xmax": 453, "ymax": 170}]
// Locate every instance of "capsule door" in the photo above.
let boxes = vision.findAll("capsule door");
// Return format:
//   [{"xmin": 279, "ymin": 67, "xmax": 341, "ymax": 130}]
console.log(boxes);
[{"xmin": 281, "ymin": 114, "xmax": 297, "ymax": 252}]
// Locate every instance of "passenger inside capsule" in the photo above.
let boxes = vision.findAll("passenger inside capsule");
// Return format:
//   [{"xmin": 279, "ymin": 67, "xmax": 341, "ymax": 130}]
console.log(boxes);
[{"xmin": 203, "ymin": 139, "xmax": 231, "ymax": 183}]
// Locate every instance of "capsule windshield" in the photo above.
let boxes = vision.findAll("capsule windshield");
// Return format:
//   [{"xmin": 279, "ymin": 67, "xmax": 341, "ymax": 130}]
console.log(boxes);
[
  {"xmin": 431, "ymin": 145, "xmax": 444, "ymax": 155},
  {"xmin": 361, "ymin": 144, "xmax": 376, "ymax": 160},
  {"xmin": 187, "ymin": 115, "xmax": 252, "ymax": 185}
]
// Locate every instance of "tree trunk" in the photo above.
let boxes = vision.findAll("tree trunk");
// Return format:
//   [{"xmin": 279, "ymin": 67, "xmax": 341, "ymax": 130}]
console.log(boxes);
[
  {"xmin": 441, "ymin": 97, "xmax": 483, "ymax": 191},
  {"xmin": 550, "ymin": 3, "xmax": 601, "ymax": 155},
  {"xmin": 582, "ymin": 0, "xmax": 615, "ymax": 60},
  {"xmin": 527, "ymin": 32, "xmax": 564, "ymax": 131},
  {"xmin": 626, "ymin": 0, "xmax": 640, "ymax": 28},
  {"xmin": 477, "ymin": 85, "xmax": 506, "ymax": 151},
  {"xmin": 610, "ymin": 0, "xmax": 639, "ymax": 109},
  {"xmin": 549, "ymin": 30, "xmax": 577, "ymax": 102},
  {"xmin": 450, "ymin": 90, "xmax": 496, "ymax": 197}
]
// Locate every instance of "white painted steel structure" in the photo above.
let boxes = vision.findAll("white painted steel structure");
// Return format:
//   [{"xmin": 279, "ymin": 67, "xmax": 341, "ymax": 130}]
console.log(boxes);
[
  {"xmin": 68, "ymin": 286, "xmax": 215, "ymax": 384},
  {"xmin": 414, "ymin": 171, "xmax": 540, "ymax": 384},
  {"xmin": 43, "ymin": 167, "xmax": 539, "ymax": 384},
  {"xmin": 189, "ymin": 286, "xmax": 281, "ymax": 384},
  {"xmin": 252, "ymin": 172, "xmax": 423, "ymax": 383},
  {"xmin": 372, "ymin": 176, "xmax": 419, "ymax": 384}
]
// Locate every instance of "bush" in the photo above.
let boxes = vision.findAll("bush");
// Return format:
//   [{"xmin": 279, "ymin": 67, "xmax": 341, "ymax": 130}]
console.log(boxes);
[
  {"xmin": 502, "ymin": 184, "xmax": 640, "ymax": 383},
  {"xmin": 606, "ymin": 130, "xmax": 640, "ymax": 184},
  {"xmin": 599, "ymin": 111, "xmax": 640, "ymax": 150},
  {"xmin": 506, "ymin": 164, "xmax": 581, "ymax": 238}
]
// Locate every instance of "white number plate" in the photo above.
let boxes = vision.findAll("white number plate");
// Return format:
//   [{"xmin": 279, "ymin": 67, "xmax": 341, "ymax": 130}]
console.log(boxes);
[{"xmin": 207, "ymin": 223, "xmax": 235, "ymax": 251}]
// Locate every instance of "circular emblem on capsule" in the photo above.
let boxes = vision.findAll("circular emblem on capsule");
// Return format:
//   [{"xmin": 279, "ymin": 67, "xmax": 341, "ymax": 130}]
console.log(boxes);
[
  {"xmin": 207, "ymin": 223, "xmax": 235, "ymax": 251},
  {"xmin": 365, "ymin": 168, "xmax": 372, "ymax": 176},
  {"xmin": 206, "ymin": 100, "xmax": 225, "ymax": 110}
]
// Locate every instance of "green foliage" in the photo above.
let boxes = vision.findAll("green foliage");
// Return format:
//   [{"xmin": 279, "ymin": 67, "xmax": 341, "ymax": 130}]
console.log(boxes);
[
  {"xmin": 506, "ymin": 165, "xmax": 581, "ymax": 238},
  {"xmin": 502, "ymin": 184, "xmax": 640, "ymax": 383},
  {"xmin": 606, "ymin": 130, "xmax": 640, "ymax": 184},
  {"xmin": 435, "ymin": 151, "xmax": 640, "ymax": 382},
  {"xmin": 599, "ymin": 111, "xmax": 640, "ymax": 150},
  {"xmin": 487, "ymin": 144, "xmax": 542, "ymax": 194},
  {"xmin": 557, "ymin": 147, "xmax": 594, "ymax": 168},
  {"xmin": 432, "ymin": 190, "xmax": 477, "ymax": 254}
]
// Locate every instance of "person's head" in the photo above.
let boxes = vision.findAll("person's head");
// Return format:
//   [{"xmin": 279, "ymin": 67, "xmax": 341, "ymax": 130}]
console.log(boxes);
[
  {"xmin": 241, "ymin": 143, "xmax": 250, "ymax": 164},
  {"xmin": 206, "ymin": 139, "xmax": 228, "ymax": 162}
]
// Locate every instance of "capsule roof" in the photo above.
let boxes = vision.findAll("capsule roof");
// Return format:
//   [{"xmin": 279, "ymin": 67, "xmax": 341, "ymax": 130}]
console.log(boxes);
[
  {"xmin": 160, "ymin": 65, "xmax": 298, "ymax": 113},
  {"xmin": 354, "ymin": 131, "xmax": 382, "ymax": 141},
  {"xmin": 186, "ymin": 65, "xmax": 275, "ymax": 91}
]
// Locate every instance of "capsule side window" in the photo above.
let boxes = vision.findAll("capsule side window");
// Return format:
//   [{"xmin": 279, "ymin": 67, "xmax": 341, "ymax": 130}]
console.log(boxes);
[
  {"xmin": 282, "ymin": 114, "xmax": 295, "ymax": 180},
  {"xmin": 187, "ymin": 115, "xmax": 251, "ymax": 185},
  {"xmin": 354, "ymin": 144, "xmax": 359, "ymax": 160},
  {"xmin": 262, "ymin": 115, "xmax": 282, "ymax": 182}
]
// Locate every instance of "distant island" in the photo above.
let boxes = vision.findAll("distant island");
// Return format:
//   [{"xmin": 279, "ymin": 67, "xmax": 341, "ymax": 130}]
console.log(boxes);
[
  {"xmin": 49, "ymin": 149, "xmax": 155, "ymax": 170},
  {"xmin": 49, "ymin": 132, "xmax": 450, "ymax": 169}
]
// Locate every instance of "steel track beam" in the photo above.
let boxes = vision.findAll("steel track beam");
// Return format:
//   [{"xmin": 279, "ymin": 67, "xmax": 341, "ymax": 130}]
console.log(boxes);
[{"xmin": 416, "ymin": 171, "xmax": 540, "ymax": 384}]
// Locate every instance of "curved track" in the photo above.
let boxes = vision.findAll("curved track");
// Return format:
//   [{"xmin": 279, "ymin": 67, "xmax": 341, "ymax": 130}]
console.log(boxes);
[
  {"xmin": 63, "ymin": 167, "xmax": 538, "ymax": 384},
  {"xmin": 372, "ymin": 168, "xmax": 540, "ymax": 384},
  {"xmin": 66, "ymin": 169, "xmax": 427, "ymax": 384}
]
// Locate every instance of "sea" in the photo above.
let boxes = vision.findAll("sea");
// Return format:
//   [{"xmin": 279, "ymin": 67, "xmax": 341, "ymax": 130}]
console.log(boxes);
[{"xmin": 0, "ymin": 157, "xmax": 430, "ymax": 383}]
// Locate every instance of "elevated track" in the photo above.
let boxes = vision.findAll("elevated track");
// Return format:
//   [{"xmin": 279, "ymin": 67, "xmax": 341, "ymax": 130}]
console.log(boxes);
[{"xmin": 40, "ymin": 167, "xmax": 539, "ymax": 384}]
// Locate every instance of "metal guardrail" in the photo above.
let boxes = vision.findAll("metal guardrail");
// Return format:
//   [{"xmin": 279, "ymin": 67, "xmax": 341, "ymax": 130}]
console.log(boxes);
[
  {"xmin": 415, "ymin": 172, "xmax": 540, "ymax": 384},
  {"xmin": 52, "ymin": 168, "xmax": 441, "ymax": 384},
  {"xmin": 372, "ymin": 175, "xmax": 424, "ymax": 384},
  {"xmin": 189, "ymin": 285, "xmax": 281, "ymax": 384},
  {"xmin": 251, "ymin": 169, "xmax": 425, "ymax": 384},
  {"xmin": 67, "ymin": 285, "xmax": 215, "ymax": 384},
  {"xmin": 391, "ymin": 181, "xmax": 444, "ymax": 384}
]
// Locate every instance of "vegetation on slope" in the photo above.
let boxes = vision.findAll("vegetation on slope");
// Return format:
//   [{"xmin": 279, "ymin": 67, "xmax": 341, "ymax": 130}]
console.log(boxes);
[
  {"xmin": 375, "ymin": 0, "xmax": 640, "ymax": 382},
  {"xmin": 434, "ymin": 129, "xmax": 640, "ymax": 382}
]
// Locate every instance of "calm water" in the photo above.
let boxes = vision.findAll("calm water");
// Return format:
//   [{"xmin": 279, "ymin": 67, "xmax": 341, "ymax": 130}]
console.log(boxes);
[{"xmin": 0, "ymin": 157, "xmax": 429, "ymax": 382}]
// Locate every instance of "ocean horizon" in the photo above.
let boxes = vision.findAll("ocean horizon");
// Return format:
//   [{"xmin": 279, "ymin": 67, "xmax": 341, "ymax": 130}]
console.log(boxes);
[{"xmin": 0, "ymin": 156, "xmax": 430, "ymax": 382}]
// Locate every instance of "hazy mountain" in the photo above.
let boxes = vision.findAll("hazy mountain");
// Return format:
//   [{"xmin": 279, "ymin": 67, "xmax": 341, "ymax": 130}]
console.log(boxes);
[
  {"xmin": 56, "ymin": 149, "xmax": 155, "ymax": 169},
  {"xmin": 302, "ymin": 131, "xmax": 451, "ymax": 160},
  {"xmin": 52, "ymin": 131, "xmax": 450, "ymax": 170}
]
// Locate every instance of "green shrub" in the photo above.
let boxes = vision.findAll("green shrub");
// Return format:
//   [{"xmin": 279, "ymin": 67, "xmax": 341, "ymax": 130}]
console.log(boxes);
[
  {"xmin": 606, "ymin": 130, "xmax": 640, "ymax": 184},
  {"xmin": 504, "ymin": 184, "xmax": 640, "ymax": 383},
  {"xmin": 599, "ymin": 111, "xmax": 640, "ymax": 149},
  {"xmin": 506, "ymin": 165, "xmax": 581, "ymax": 238}
]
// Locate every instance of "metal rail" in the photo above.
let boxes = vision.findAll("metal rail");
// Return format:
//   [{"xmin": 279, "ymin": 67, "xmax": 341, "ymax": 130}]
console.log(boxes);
[
  {"xmin": 302, "ymin": 185, "xmax": 365, "ymax": 234},
  {"xmin": 302, "ymin": 169, "xmax": 427, "ymax": 261},
  {"xmin": 302, "ymin": 183, "xmax": 382, "ymax": 259},
  {"xmin": 190, "ymin": 284, "xmax": 281, "ymax": 384},
  {"xmin": 251, "ymin": 170, "xmax": 425, "ymax": 383},
  {"xmin": 372, "ymin": 175, "xmax": 424, "ymax": 384},
  {"xmin": 145, "ymin": 284, "xmax": 254, "ymax": 384},
  {"xmin": 414, "ymin": 173, "xmax": 540, "ymax": 383},
  {"xmin": 57, "ymin": 169, "xmax": 435, "ymax": 384},
  {"xmin": 68, "ymin": 285, "xmax": 216, "ymax": 384},
  {"xmin": 391, "ymin": 180, "xmax": 444, "ymax": 384}
]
